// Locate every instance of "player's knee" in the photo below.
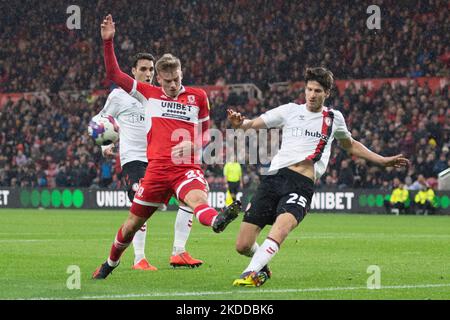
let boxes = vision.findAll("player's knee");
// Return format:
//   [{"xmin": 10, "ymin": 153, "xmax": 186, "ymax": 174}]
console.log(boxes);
[{"xmin": 184, "ymin": 191, "xmax": 208, "ymax": 208}]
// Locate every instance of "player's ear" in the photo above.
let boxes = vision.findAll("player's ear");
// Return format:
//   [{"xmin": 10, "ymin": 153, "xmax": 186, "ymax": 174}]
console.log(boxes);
[
  {"xmin": 131, "ymin": 67, "xmax": 137, "ymax": 77},
  {"xmin": 325, "ymin": 89, "xmax": 331, "ymax": 98},
  {"xmin": 179, "ymin": 70, "xmax": 183, "ymax": 81}
]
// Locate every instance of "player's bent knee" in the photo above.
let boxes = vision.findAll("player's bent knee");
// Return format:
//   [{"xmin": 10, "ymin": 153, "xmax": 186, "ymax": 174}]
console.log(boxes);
[
  {"xmin": 183, "ymin": 190, "xmax": 208, "ymax": 208},
  {"xmin": 235, "ymin": 241, "xmax": 253, "ymax": 255}
]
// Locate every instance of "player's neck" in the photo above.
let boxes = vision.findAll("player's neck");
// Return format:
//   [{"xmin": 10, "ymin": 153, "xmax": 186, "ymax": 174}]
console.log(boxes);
[
  {"xmin": 162, "ymin": 86, "xmax": 182, "ymax": 99},
  {"xmin": 306, "ymin": 104, "xmax": 324, "ymax": 113}
]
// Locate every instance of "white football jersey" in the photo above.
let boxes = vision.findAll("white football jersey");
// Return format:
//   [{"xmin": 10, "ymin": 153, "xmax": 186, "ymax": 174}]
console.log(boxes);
[
  {"xmin": 261, "ymin": 103, "xmax": 351, "ymax": 179},
  {"xmin": 98, "ymin": 88, "xmax": 149, "ymax": 166}
]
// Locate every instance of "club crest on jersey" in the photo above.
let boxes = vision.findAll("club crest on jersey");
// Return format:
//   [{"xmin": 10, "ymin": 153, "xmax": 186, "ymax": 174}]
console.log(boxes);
[
  {"xmin": 187, "ymin": 95, "xmax": 196, "ymax": 104},
  {"xmin": 325, "ymin": 117, "xmax": 332, "ymax": 126}
]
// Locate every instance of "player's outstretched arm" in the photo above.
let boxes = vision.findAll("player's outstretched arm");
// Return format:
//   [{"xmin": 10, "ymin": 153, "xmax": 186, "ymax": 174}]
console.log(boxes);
[
  {"xmin": 227, "ymin": 109, "xmax": 267, "ymax": 130},
  {"xmin": 338, "ymin": 137, "xmax": 410, "ymax": 168},
  {"xmin": 101, "ymin": 14, "xmax": 134, "ymax": 93}
]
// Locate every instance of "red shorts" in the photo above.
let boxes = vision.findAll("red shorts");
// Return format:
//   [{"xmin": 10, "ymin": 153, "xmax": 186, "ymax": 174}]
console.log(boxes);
[{"xmin": 131, "ymin": 162, "xmax": 208, "ymax": 218}]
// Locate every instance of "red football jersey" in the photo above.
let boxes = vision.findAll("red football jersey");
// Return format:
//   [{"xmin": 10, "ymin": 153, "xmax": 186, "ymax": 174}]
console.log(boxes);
[{"xmin": 130, "ymin": 80, "xmax": 210, "ymax": 165}]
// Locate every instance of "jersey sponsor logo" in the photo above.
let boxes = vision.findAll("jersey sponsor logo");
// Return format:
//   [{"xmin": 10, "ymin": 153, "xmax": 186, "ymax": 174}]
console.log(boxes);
[
  {"xmin": 127, "ymin": 113, "xmax": 145, "ymax": 123},
  {"xmin": 161, "ymin": 113, "xmax": 191, "ymax": 121},
  {"xmin": 160, "ymin": 101, "xmax": 198, "ymax": 122},
  {"xmin": 161, "ymin": 101, "xmax": 195, "ymax": 111},
  {"xmin": 298, "ymin": 115, "xmax": 305, "ymax": 120},
  {"xmin": 304, "ymin": 129, "xmax": 329, "ymax": 142}
]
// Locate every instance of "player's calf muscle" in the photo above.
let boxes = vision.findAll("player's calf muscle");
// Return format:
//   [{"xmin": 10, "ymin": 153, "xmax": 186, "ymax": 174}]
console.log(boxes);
[
  {"xmin": 183, "ymin": 190, "xmax": 208, "ymax": 208},
  {"xmin": 123, "ymin": 214, "xmax": 146, "ymax": 234},
  {"xmin": 268, "ymin": 214, "xmax": 298, "ymax": 245}
]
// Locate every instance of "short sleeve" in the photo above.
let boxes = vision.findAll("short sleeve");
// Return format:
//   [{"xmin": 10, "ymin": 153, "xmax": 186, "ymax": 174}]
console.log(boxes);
[
  {"xmin": 198, "ymin": 89, "xmax": 210, "ymax": 122},
  {"xmin": 333, "ymin": 110, "xmax": 352, "ymax": 140},
  {"xmin": 99, "ymin": 90, "xmax": 122, "ymax": 118},
  {"xmin": 260, "ymin": 103, "xmax": 292, "ymax": 128}
]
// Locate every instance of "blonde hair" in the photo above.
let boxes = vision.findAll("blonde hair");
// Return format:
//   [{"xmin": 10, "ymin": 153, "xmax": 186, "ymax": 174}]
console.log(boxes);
[{"xmin": 155, "ymin": 53, "xmax": 181, "ymax": 73}]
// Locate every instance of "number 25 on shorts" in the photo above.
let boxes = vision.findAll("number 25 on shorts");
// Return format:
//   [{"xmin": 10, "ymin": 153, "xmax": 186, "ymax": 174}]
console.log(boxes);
[{"xmin": 286, "ymin": 193, "xmax": 307, "ymax": 207}]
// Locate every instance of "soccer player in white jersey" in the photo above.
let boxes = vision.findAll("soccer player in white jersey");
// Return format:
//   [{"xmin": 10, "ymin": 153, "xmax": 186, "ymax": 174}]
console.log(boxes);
[
  {"xmin": 227, "ymin": 67, "xmax": 410, "ymax": 287},
  {"xmin": 96, "ymin": 52, "xmax": 203, "ymax": 269}
]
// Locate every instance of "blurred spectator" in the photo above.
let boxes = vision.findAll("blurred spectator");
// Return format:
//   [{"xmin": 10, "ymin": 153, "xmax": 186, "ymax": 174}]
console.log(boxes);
[
  {"xmin": 337, "ymin": 159, "xmax": 353, "ymax": 189},
  {"xmin": 384, "ymin": 178, "xmax": 409, "ymax": 215},
  {"xmin": 408, "ymin": 174, "xmax": 427, "ymax": 191},
  {"xmin": 413, "ymin": 185, "xmax": 437, "ymax": 215},
  {"xmin": 100, "ymin": 161, "xmax": 113, "ymax": 187},
  {"xmin": 55, "ymin": 166, "xmax": 69, "ymax": 187}
]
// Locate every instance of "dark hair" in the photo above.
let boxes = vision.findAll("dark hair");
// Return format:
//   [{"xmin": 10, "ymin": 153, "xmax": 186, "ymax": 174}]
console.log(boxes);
[
  {"xmin": 304, "ymin": 67, "xmax": 334, "ymax": 92},
  {"xmin": 131, "ymin": 53, "xmax": 155, "ymax": 68}
]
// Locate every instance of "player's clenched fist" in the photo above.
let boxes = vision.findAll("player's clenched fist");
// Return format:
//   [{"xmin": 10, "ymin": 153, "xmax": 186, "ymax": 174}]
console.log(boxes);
[
  {"xmin": 101, "ymin": 14, "xmax": 115, "ymax": 40},
  {"xmin": 227, "ymin": 109, "xmax": 245, "ymax": 129}
]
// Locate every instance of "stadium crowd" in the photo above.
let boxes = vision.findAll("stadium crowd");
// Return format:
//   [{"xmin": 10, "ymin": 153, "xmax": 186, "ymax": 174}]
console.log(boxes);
[
  {"xmin": 0, "ymin": 0, "xmax": 448, "ymax": 192},
  {"xmin": 0, "ymin": 80, "xmax": 448, "ymax": 191},
  {"xmin": 0, "ymin": 0, "xmax": 448, "ymax": 93}
]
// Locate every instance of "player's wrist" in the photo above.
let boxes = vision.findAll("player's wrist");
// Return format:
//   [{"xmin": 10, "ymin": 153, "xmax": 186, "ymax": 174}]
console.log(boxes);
[
  {"xmin": 238, "ymin": 119, "xmax": 249, "ymax": 130},
  {"xmin": 232, "ymin": 120, "xmax": 244, "ymax": 129}
]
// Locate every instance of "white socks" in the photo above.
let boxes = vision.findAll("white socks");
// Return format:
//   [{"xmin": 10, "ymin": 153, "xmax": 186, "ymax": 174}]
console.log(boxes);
[
  {"xmin": 107, "ymin": 258, "xmax": 120, "ymax": 267},
  {"xmin": 172, "ymin": 206, "xmax": 193, "ymax": 255},
  {"xmin": 243, "ymin": 238, "xmax": 279, "ymax": 274},
  {"xmin": 132, "ymin": 223, "xmax": 147, "ymax": 264}
]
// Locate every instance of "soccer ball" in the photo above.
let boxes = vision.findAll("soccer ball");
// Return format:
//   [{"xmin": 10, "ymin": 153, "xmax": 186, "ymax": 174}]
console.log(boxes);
[{"xmin": 88, "ymin": 115, "xmax": 120, "ymax": 146}]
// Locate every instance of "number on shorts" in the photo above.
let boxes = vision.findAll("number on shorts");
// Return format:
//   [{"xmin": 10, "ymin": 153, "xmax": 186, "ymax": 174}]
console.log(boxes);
[
  {"xmin": 136, "ymin": 185, "xmax": 144, "ymax": 197},
  {"xmin": 286, "ymin": 193, "xmax": 307, "ymax": 208},
  {"xmin": 185, "ymin": 170, "xmax": 207, "ymax": 185}
]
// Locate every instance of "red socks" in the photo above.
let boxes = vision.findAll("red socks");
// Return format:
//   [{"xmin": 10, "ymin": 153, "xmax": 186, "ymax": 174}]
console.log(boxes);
[
  {"xmin": 194, "ymin": 204, "xmax": 218, "ymax": 226},
  {"xmin": 109, "ymin": 226, "xmax": 133, "ymax": 262}
]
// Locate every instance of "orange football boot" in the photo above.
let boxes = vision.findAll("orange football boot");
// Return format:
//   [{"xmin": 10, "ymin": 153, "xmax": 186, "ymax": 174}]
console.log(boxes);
[
  {"xmin": 170, "ymin": 252, "xmax": 203, "ymax": 268},
  {"xmin": 132, "ymin": 258, "xmax": 158, "ymax": 271}
]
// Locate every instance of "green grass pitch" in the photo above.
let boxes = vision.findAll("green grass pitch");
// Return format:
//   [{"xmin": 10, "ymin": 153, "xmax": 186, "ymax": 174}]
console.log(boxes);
[{"xmin": 0, "ymin": 209, "xmax": 449, "ymax": 300}]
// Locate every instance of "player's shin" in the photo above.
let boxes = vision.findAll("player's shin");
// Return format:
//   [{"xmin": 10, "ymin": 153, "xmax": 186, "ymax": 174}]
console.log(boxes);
[
  {"xmin": 132, "ymin": 223, "xmax": 147, "ymax": 264},
  {"xmin": 193, "ymin": 204, "xmax": 218, "ymax": 226},
  {"xmin": 108, "ymin": 225, "xmax": 134, "ymax": 266},
  {"xmin": 173, "ymin": 206, "xmax": 193, "ymax": 254}
]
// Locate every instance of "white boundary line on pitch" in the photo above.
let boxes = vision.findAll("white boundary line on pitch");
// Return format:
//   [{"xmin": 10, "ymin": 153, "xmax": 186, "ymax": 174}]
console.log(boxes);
[
  {"xmin": 20, "ymin": 283, "xmax": 450, "ymax": 300},
  {"xmin": 2, "ymin": 232, "xmax": 450, "ymax": 242}
]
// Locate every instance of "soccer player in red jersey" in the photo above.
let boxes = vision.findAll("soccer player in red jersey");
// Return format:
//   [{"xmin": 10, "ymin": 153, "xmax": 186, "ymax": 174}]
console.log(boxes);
[{"xmin": 93, "ymin": 15, "xmax": 241, "ymax": 279}]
